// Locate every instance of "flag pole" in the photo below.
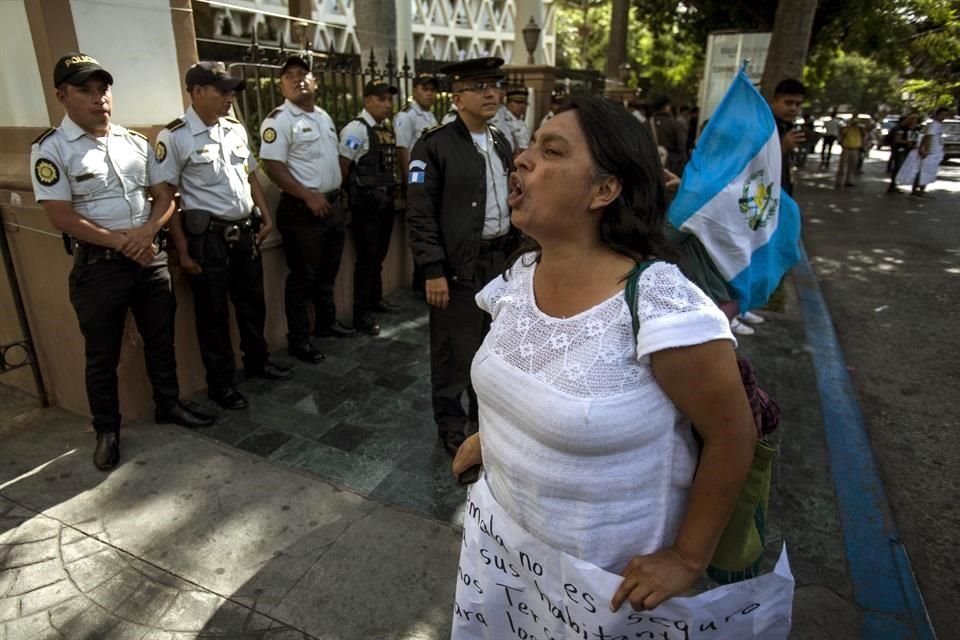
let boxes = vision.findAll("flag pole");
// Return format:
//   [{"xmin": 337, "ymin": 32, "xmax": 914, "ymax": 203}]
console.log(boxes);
[{"xmin": 740, "ymin": 58, "xmax": 750, "ymax": 73}]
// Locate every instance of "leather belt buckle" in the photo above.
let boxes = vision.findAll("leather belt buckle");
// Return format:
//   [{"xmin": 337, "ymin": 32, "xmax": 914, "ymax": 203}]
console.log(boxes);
[{"xmin": 223, "ymin": 225, "xmax": 241, "ymax": 242}]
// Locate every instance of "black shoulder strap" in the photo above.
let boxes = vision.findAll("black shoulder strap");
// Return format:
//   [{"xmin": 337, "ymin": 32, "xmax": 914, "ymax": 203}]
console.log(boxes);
[{"xmin": 625, "ymin": 260, "xmax": 659, "ymax": 339}]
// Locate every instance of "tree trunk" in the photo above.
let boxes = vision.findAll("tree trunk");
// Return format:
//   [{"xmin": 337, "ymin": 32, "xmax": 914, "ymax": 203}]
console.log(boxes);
[
  {"xmin": 605, "ymin": 0, "xmax": 629, "ymax": 81},
  {"xmin": 760, "ymin": 0, "xmax": 818, "ymax": 99}
]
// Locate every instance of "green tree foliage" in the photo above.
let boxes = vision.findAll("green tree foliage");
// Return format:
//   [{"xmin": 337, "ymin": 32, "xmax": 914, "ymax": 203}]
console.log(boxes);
[{"xmin": 803, "ymin": 50, "xmax": 903, "ymax": 114}]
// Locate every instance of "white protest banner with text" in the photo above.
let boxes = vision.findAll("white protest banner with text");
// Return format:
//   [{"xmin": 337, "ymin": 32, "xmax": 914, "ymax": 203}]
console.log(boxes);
[{"xmin": 452, "ymin": 475, "xmax": 794, "ymax": 640}]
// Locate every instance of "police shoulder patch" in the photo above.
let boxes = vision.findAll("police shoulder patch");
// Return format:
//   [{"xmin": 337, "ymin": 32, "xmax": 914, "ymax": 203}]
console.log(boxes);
[
  {"xmin": 262, "ymin": 127, "xmax": 277, "ymax": 144},
  {"xmin": 165, "ymin": 118, "xmax": 186, "ymax": 132},
  {"xmin": 34, "ymin": 158, "xmax": 60, "ymax": 186},
  {"xmin": 32, "ymin": 127, "xmax": 57, "ymax": 147},
  {"xmin": 155, "ymin": 141, "xmax": 168, "ymax": 162},
  {"xmin": 128, "ymin": 129, "xmax": 148, "ymax": 141}
]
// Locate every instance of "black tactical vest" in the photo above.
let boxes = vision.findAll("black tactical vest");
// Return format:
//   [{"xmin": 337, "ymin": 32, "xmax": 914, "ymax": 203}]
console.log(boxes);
[{"xmin": 352, "ymin": 118, "xmax": 399, "ymax": 188}]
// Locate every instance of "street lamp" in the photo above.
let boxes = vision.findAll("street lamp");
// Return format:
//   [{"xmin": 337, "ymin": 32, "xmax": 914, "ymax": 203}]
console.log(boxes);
[{"xmin": 522, "ymin": 17, "xmax": 541, "ymax": 65}]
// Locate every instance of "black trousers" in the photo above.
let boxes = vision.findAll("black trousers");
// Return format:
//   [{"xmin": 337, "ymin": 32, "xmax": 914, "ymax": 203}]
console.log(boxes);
[
  {"xmin": 276, "ymin": 192, "xmax": 345, "ymax": 344},
  {"xmin": 68, "ymin": 253, "xmax": 180, "ymax": 433},
  {"xmin": 429, "ymin": 246, "xmax": 506, "ymax": 435},
  {"xmin": 186, "ymin": 226, "xmax": 268, "ymax": 388},
  {"xmin": 351, "ymin": 188, "xmax": 395, "ymax": 317}
]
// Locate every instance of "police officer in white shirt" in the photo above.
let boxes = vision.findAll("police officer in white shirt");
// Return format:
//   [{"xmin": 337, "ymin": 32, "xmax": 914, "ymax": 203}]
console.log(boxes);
[
  {"xmin": 260, "ymin": 56, "xmax": 349, "ymax": 362},
  {"xmin": 157, "ymin": 61, "xmax": 292, "ymax": 411},
  {"xmin": 394, "ymin": 73, "xmax": 439, "ymax": 174},
  {"xmin": 30, "ymin": 53, "xmax": 215, "ymax": 471},
  {"xmin": 339, "ymin": 80, "xmax": 402, "ymax": 336},
  {"xmin": 490, "ymin": 86, "xmax": 515, "ymax": 152},
  {"xmin": 504, "ymin": 85, "xmax": 531, "ymax": 153}
]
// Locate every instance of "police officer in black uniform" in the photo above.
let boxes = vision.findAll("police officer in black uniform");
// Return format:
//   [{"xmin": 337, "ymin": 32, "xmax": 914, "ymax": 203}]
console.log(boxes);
[
  {"xmin": 339, "ymin": 81, "xmax": 401, "ymax": 335},
  {"xmin": 406, "ymin": 57, "xmax": 517, "ymax": 455},
  {"xmin": 30, "ymin": 53, "xmax": 215, "ymax": 471},
  {"xmin": 157, "ymin": 62, "xmax": 292, "ymax": 411}
]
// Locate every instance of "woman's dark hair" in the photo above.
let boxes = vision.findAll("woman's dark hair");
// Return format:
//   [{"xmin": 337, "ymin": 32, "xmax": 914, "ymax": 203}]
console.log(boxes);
[{"xmin": 506, "ymin": 94, "xmax": 672, "ymax": 272}]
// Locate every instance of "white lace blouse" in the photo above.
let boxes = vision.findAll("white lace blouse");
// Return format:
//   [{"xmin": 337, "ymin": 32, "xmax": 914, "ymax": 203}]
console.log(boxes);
[{"xmin": 472, "ymin": 253, "xmax": 735, "ymax": 573}]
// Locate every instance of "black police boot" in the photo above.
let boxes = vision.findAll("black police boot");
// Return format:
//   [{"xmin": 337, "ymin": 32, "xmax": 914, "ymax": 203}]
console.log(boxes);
[
  {"xmin": 289, "ymin": 340, "xmax": 325, "ymax": 364},
  {"xmin": 155, "ymin": 401, "xmax": 217, "ymax": 427},
  {"xmin": 245, "ymin": 359, "xmax": 294, "ymax": 381},
  {"xmin": 354, "ymin": 313, "xmax": 381, "ymax": 336},
  {"xmin": 374, "ymin": 299, "xmax": 401, "ymax": 313},
  {"xmin": 313, "ymin": 321, "xmax": 357, "ymax": 339},
  {"xmin": 208, "ymin": 385, "xmax": 250, "ymax": 410},
  {"xmin": 94, "ymin": 431, "xmax": 120, "ymax": 471}
]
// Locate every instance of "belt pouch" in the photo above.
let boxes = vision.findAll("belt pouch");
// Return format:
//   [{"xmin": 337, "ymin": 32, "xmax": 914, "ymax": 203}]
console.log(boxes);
[{"xmin": 182, "ymin": 209, "xmax": 213, "ymax": 236}]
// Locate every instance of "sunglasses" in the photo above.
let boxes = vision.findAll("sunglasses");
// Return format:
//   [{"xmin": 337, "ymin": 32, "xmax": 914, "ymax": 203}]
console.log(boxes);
[{"xmin": 459, "ymin": 80, "xmax": 504, "ymax": 93}]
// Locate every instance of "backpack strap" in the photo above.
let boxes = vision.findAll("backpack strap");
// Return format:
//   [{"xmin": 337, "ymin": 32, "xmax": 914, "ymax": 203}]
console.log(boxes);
[{"xmin": 624, "ymin": 260, "xmax": 659, "ymax": 339}]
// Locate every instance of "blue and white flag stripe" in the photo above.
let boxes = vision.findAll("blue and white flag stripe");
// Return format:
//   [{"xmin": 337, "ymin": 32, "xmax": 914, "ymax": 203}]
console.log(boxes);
[{"xmin": 668, "ymin": 69, "xmax": 801, "ymax": 312}]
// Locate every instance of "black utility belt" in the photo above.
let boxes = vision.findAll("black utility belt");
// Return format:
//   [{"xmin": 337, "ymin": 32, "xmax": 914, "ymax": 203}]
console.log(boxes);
[
  {"xmin": 73, "ymin": 241, "xmax": 161, "ymax": 267},
  {"xmin": 182, "ymin": 209, "xmax": 255, "ymax": 240},
  {"xmin": 286, "ymin": 190, "xmax": 340, "ymax": 204},
  {"xmin": 479, "ymin": 234, "xmax": 511, "ymax": 252}
]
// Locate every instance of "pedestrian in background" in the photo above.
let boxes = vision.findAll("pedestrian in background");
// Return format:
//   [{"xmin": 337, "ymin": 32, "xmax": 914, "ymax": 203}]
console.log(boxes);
[
  {"xmin": 31, "ymin": 53, "xmax": 215, "ymax": 470},
  {"xmin": 896, "ymin": 106, "xmax": 953, "ymax": 197},
  {"xmin": 769, "ymin": 78, "xmax": 806, "ymax": 197},
  {"xmin": 820, "ymin": 110, "xmax": 840, "ymax": 168},
  {"xmin": 260, "ymin": 56, "xmax": 348, "ymax": 362},
  {"xmin": 652, "ymin": 95, "xmax": 686, "ymax": 175},
  {"xmin": 887, "ymin": 113, "xmax": 922, "ymax": 194},
  {"xmin": 835, "ymin": 117, "xmax": 865, "ymax": 188},
  {"xmin": 339, "ymin": 81, "xmax": 403, "ymax": 336},
  {"xmin": 158, "ymin": 62, "xmax": 292, "ymax": 411}
]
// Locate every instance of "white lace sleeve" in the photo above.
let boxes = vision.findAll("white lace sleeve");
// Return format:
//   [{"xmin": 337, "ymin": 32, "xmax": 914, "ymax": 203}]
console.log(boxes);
[
  {"xmin": 634, "ymin": 262, "xmax": 735, "ymax": 360},
  {"xmin": 475, "ymin": 253, "xmax": 535, "ymax": 317}
]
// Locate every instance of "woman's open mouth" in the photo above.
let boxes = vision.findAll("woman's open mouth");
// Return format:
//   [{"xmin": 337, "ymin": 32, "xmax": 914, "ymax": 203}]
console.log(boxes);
[{"xmin": 507, "ymin": 172, "xmax": 524, "ymax": 207}]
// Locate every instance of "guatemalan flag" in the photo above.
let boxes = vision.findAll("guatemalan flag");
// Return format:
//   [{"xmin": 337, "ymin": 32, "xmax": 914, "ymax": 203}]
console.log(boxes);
[{"xmin": 668, "ymin": 67, "xmax": 802, "ymax": 313}]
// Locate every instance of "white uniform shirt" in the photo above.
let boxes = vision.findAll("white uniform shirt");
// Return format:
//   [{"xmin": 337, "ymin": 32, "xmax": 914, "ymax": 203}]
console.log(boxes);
[
  {"xmin": 154, "ymin": 107, "xmax": 253, "ymax": 221},
  {"xmin": 925, "ymin": 119, "xmax": 944, "ymax": 155},
  {"xmin": 505, "ymin": 109, "xmax": 531, "ymax": 151},
  {"xmin": 470, "ymin": 129, "xmax": 510, "ymax": 239},
  {"xmin": 490, "ymin": 104, "xmax": 515, "ymax": 152},
  {"xmin": 338, "ymin": 109, "xmax": 380, "ymax": 162},
  {"xmin": 825, "ymin": 119, "xmax": 841, "ymax": 137},
  {"xmin": 31, "ymin": 116, "xmax": 156, "ymax": 230},
  {"xmin": 394, "ymin": 100, "xmax": 438, "ymax": 151},
  {"xmin": 259, "ymin": 99, "xmax": 341, "ymax": 193}
]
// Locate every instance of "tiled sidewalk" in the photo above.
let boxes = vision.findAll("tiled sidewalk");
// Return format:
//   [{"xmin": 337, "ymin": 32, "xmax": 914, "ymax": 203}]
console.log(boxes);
[{"xmin": 191, "ymin": 289, "xmax": 468, "ymax": 524}]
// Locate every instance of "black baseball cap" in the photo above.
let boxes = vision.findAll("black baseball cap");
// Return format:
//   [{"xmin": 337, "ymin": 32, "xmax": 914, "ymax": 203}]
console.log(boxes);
[
  {"xmin": 53, "ymin": 53, "xmax": 113, "ymax": 88},
  {"xmin": 364, "ymin": 81, "xmax": 398, "ymax": 97},
  {"xmin": 280, "ymin": 55, "xmax": 311, "ymax": 75},
  {"xmin": 413, "ymin": 73, "xmax": 438, "ymax": 88},
  {"xmin": 185, "ymin": 61, "xmax": 245, "ymax": 92}
]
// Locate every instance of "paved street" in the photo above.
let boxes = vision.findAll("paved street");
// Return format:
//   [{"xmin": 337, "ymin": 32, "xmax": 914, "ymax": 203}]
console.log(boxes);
[
  {"xmin": 2, "ymin": 150, "xmax": 955, "ymax": 638},
  {"xmin": 799, "ymin": 149, "xmax": 960, "ymax": 633}
]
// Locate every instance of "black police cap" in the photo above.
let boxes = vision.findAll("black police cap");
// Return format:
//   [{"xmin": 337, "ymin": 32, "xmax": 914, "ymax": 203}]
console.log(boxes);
[
  {"xmin": 53, "ymin": 53, "xmax": 114, "ymax": 88},
  {"xmin": 280, "ymin": 55, "xmax": 311, "ymax": 76},
  {"xmin": 506, "ymin": 86, "xmax": 529, "ymax": 99},
  {"xmin": 440, "ymin": 57, "xmax": 506, "ymax": 83},
  {"xmin": 364, "ymin": 81, "xmax": 398, "ymax": 97},
  {"xmin": 185, "ymin": 61, "xmax": 245, "ymax": 92},
  {"xmin": 413, "ymin": 72, "xmax": 439, "ymax": 88}
]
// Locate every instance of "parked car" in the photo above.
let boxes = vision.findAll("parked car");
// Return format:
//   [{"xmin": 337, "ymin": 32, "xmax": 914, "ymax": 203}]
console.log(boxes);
[
  {"xmin": 879, "ymin": 115, "xmax": 900, "ymax": 149},
  {"xmin": 941, "ymin": 118, "xmax": 960, "ymax": 162}
]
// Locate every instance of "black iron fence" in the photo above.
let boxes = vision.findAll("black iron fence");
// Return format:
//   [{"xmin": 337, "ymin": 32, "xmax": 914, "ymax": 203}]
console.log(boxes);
[{"xmin": 228, "ymin": 36, "xmax": 529, "ymax": 153}]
